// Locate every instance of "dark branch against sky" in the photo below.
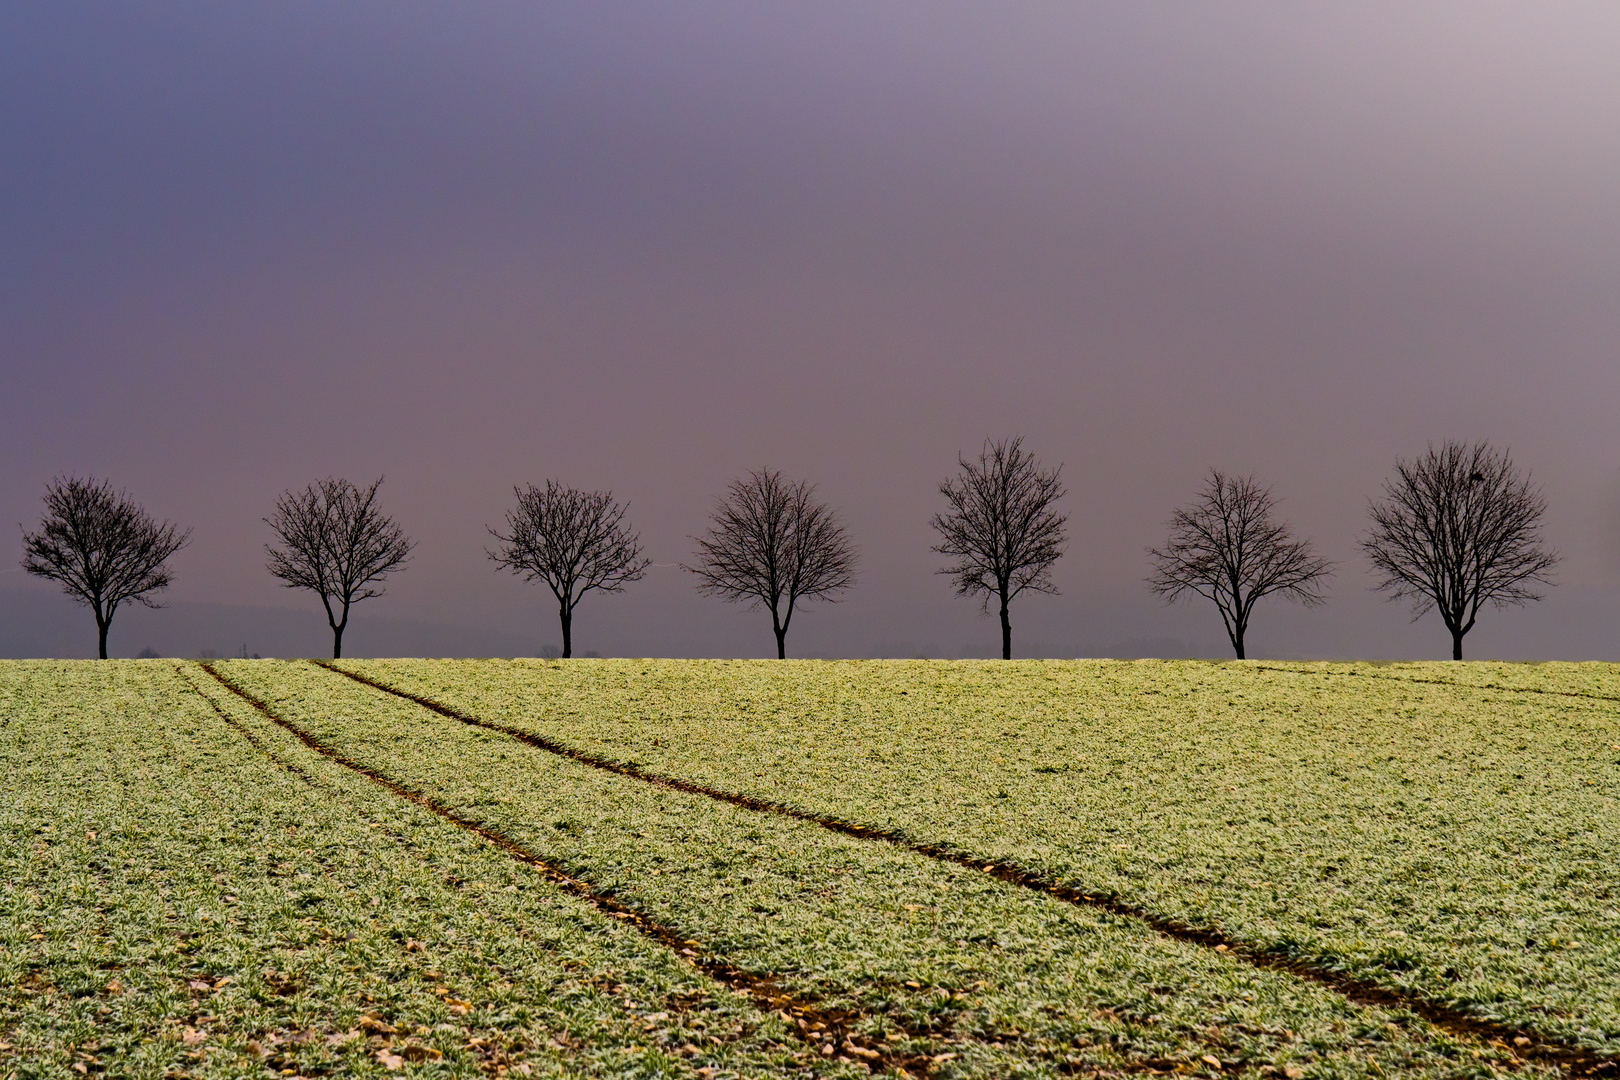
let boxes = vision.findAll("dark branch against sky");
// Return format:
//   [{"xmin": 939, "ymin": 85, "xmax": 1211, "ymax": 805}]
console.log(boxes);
[{"xmin": 3, "ymin": 3, "xmax": 1620, "ymax": 659}]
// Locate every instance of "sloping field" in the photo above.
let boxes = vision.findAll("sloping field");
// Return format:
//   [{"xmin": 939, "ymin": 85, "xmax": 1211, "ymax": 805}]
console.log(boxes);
[
  {"xmin": 331, "ymin": 659, "xmax": 1620, "ymax": 1061},
  {"xmin": 0, "ymin": 662, "xmax": 822, "ymax": 1079},
  {"xmin": 3, "ymin": 658, "xmax": 1615, "ymax": 1080}
]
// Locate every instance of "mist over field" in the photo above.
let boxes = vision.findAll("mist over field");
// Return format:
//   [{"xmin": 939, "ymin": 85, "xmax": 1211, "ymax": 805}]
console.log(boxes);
[{"xmin": 5, "ymin": 4, "xmax": 1620, "ymax": 660}]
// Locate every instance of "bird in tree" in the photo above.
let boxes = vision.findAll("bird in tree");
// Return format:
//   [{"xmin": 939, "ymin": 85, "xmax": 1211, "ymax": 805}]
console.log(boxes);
[
  {"xmin": 264, "ymin": 476, "xmax": 415, "ymax": 658},
  {"xmin": 931, "ymin": 437, "xmax": 1067, "ymax": 660},
  {"xmin": 1361, "ymin": 440, "xmax": 1557, "ymax": 660},
  {"xmin": 685, "ymin": 468, "xmax": 857, "ymax": 659},
  {"xmin": 487, "ymin": 481, "xmax": 651, "ymax": 658},
  {"xmin": 1147, "ymin": 469, "xmax": 1334, "ymax": 659},
  {"xmin": 21, "ymin": 476, "xmax": 192, "ymax": 659}
]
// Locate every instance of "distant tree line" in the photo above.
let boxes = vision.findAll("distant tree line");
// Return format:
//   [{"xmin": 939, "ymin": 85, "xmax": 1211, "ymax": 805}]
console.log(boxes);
[{"xmin": 19, "ymin": 438, "xmax": 1557, "ymax": 661}]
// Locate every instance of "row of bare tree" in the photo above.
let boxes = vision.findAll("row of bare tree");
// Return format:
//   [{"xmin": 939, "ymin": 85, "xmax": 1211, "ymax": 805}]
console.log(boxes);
[{"xmin": 18, "ymin": 439, "xmax": 1556, "ymax": 661}]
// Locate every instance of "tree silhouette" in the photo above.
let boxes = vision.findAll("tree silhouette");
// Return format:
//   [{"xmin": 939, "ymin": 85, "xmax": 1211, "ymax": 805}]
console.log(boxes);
[
  {"xmin": 21, "ymin": 476, "xmax": 191, "ymax": 659},
  {"xmin": 1148, "ymin": 469, "xmax": 1334, "ymax": 659},
  {"xmin": 1361, "ymin": 441, "xmax": 1557, "ymax": 660},
  {"xmin": 264, "ymin": 477, "xmax": 414, "ymax": 658},
  {"xmin": 931, "ymin": 437, "xmax": 1067, "ymax": 660},
  {"xmin": 686, "ymin": 468, "xmax": 857, "ymax": 658},
  {"xmin": 487, "ymin": 481, "xmax": 650, "ymax": 658}
]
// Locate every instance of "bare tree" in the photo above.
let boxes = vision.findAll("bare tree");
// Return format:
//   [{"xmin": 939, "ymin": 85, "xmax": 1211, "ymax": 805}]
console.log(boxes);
[
  {"xmin": 21, "ymin": 476, "xmax": 192, "ymax": 659},
  {"xmin": 264, "ymin": 477, "xmax": 414, "ymax": 658},
  {"xmin": 685, "ymin": 469, "xmax": 857, "ymax": 658},
  {"xmin": 487, "ymin": 481, "xmax": 651, "ymax": 658},
  {"xmin": 931, "ymin": 437, "xmax": 1067, "ymax": 660},
  {"xmin": 1147, "ymin": 469, "xmax": 1334, "ymax": 659},
  {"xmin": 1361, "ymin": 441, "xmax": 1557, "ymax": 660}
]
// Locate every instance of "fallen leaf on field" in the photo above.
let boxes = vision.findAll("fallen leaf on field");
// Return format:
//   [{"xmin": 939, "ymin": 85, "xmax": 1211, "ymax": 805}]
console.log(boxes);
[
  {"xmin": 1202, "ymin": 1055, "xmax": 1224, "ymax": 1068},
  {"xmin": 932, "ymin": 1052, "xmax": 957, "ymax": 1063},
  {"xmin": 376, "ymin": 1050, "xmax": 404, "ymax": 1070},
  {"xmin": 360, "ymin": 1015, "xmax": 399, "ymax": 1035},
  {"xmin": 247, "ymin": 1040, "xmax": 267, "ymax": 1058},
  {"xmin": 188, "ymin": 979, "xmax": 212, "ymax": 991},
  {"xmin": 405, "ymin": 939, "xmax": 425, "ymax": 952},
  {"xmin": 181, "ymin": 1027, "xmax": 205, "ymax": 1046},
  {"xmin": 401, "ymin": 1044, "xmax": 443, "ymax": 1062},
  {"xmin": 1514, "ymin": 1037, "xmax": 1531, "ymax": 1047},
  {"xmin": 1284, "ymin": 1068, "xmax": 1305, "ymax": 1079},
  {"xmin": 104, "ymin": 979, "xmax": 123, "ymax": 994}
]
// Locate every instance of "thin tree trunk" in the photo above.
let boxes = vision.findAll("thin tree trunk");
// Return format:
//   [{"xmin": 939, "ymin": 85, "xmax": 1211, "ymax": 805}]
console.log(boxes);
[
  {"xmin": 561, "ymin": 607, "xmax": 573, "ymax": 659},
  {"xmin": 769, "ymin": 598, "xmax": 788, "ymax": 659},
  {"xmin": 999, "ymin": 597, "xmax": 1012, "ymax": 660},
  {"xmin": 1452, "ymin": 629, "xmax": 1464, "ymax": 661},
  {"xmin": 322, "ymin": 595, "xmax": 347, "ymax": 659},
  {"xmin": 97, "ymin": 615, "xmax": 109, "ymax": 660}
]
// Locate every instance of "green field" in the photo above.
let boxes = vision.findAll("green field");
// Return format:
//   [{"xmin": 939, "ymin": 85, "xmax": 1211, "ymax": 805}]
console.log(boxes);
[{"xmin": 3, "ymin": 659, "xmax": 1616, "ymax": 1079}]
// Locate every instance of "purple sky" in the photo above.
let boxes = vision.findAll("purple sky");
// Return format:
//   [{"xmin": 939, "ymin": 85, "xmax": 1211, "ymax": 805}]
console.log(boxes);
[{"xmin": 5, "ymin": 3, "xmax": 1620, "ymax": 660}]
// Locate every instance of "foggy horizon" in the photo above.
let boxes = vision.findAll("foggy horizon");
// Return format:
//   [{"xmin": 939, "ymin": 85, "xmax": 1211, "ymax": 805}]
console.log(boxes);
[{"xmin": 6, "ymin": 3, "xmax": 1620, "ymax": 661}]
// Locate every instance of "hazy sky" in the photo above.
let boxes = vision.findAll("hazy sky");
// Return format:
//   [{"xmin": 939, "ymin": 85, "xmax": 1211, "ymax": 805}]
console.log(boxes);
[{"xmin": 5, "ymin": 3, "xmax": 1620, "ymax": 659}]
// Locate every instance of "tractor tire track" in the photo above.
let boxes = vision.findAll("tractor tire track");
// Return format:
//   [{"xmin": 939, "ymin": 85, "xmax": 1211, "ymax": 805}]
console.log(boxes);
[
  {"xmin": 183, "ymin": 665, "xmax": 853, "ymax": 1079},
  {"xmin": 179, "ymin": 661, "xmax": 325, "ymax": 789},
  {"xmin": 318, "ymin": 660, "xmax": 1618, "ymax": 1078},
  {"xmin": 1251, "ymin": 663, "xmax": 1620, "ymax": 706},
  {"xmin": 197, "ymin": 663, "xmax": 933, "ymax": 1078}
]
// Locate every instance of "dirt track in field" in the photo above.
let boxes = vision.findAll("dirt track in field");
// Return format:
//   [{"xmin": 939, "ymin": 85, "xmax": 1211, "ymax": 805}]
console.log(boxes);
[
  {"xmin": 318, "ymin": 659, "xmax": 1619, "ymax": 1079},
  {"xmin": 197, "ymin": 662, "xmax": 938, "ymax": 1079},
  {"xmin": 1252, "ymin": 663, "xmax": 1620, "ymax": 705}
]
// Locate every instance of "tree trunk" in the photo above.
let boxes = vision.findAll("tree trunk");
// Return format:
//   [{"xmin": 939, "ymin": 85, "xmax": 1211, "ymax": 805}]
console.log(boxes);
[
  {"xmin": 1452, "ymin": 629, "xmax": 1464, "ymax": 661},
  {"xmin": 999, "ymin": 597, "xmax": 1012, "ymax": 660},
  {"xmin": 325, "ymin": 596, "xmax": 347, "ymax": 660},
  {"xmin": 96, "ymin": 615, "xmax": 109, "ymax": 660},
  {"xmin": 769, "ymin": 599, "xmax": 788, "ymax": 659},
  {"xmin": 560, "ymin": 607, "xmax": 573, "ymax": 659}
]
